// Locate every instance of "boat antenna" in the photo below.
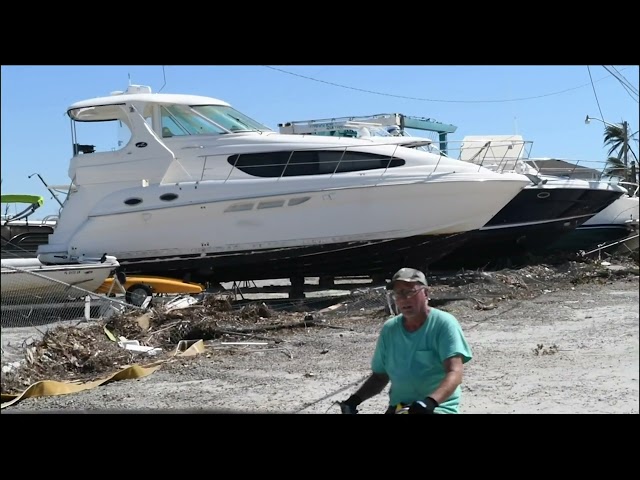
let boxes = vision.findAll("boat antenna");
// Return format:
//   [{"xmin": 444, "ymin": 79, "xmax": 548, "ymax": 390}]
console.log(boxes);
[
  {"xmin": 28, "ymin": 173, "xmax": 64, "ymax": 208},
  {"xmin": 2, "ymin": 188, "xmax": 9, "ymax": 219},
  {"xmin": 158, "ymin": 65, "xmax": 167, "ymax": 93}
]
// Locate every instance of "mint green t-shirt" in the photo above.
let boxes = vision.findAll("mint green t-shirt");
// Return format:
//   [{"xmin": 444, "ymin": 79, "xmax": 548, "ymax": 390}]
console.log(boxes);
[{"xmin": 371, "ymin": 308, "xmax": 472, "ymax": 414}]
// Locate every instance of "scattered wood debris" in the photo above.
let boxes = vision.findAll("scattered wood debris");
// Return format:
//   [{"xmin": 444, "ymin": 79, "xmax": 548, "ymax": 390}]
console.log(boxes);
[{"xmin": 1, "ymin": 295, "xmax": 329, "ymax": 395}]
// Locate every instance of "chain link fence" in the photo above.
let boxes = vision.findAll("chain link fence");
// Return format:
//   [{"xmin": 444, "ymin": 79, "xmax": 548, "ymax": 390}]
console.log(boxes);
[
  {"xmin": 234, "ymin": 285, "xmax": 395, "ymax": 320},
  {"xmin": 1, "ymin": 265, "xmax": 142, "ymax": 363}
]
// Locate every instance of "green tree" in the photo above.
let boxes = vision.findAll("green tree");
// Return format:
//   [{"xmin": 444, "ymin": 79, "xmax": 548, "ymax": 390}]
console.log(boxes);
[{"xmin": 603, "ymin": 121, "xmax": 639, "ymax": 183}]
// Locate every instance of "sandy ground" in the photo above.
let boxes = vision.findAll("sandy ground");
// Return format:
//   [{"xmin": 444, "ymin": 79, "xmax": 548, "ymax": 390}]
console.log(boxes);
[{"xmin": 2, "ymin": 275, "xmax": 638, "ymax": 414}]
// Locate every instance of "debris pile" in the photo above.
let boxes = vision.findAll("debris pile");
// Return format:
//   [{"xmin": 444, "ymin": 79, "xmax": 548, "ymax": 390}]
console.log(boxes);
[
  {"xmin": 1, "ymin": 323, "xmax": 145, "ymax": 395},
  {"xmin": 1, "ymin": 295, "xmax": 323, "ymax": 396},
  {"xmin": 428, "ymin": 255, "xmax": 638, "ymax": 306}
]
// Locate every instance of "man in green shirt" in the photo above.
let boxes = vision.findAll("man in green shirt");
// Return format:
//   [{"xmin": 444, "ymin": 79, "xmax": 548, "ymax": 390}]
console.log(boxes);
[{"xmin": 340, "ymin": 267, "xmax": 473, "ymax": 414}]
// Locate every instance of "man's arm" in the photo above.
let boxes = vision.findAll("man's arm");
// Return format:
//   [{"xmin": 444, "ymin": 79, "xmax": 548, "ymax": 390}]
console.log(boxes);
[
  {"xmin": 428, "ymin": 355, "xmax": 464, "ymax": 404},
  {"xmin": 353, "ymin": 372, "xmax": 390, "ymax": 402},
  {"xmin": 408, "ymin": 355, "xmax": 465, "ymax": 414},
  {"xmin": 341, "ymin": 371, "xmax": 390, "ymax": 413}
]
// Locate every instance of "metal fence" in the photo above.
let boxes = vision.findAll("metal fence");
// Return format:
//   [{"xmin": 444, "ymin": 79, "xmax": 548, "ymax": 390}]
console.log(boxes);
[
  {"xmin": 1, "ymin": 265, "xmax": 141, "ymax": 363},
  {"xmin": 240, "ymin": 285, "xmax": 395, "ymax": 319}
]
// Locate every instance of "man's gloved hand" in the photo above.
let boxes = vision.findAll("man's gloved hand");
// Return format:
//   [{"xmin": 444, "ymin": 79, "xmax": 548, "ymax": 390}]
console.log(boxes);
[
  {"xmin": 408, "ymin": 397, "xmax": 438, "ymax": 414},
  {"xmin": 339, "ymin": 394, "xmax": 363, "ymax": 414}
]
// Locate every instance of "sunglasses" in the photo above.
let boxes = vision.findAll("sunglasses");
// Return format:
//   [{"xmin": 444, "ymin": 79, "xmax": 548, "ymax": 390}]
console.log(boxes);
[{"xmin": 390, "ymin": 287, "xmax": 424, "ymax": 300}]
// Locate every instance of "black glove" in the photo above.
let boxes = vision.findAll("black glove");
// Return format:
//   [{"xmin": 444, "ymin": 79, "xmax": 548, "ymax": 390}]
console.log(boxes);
[
  {"xmin": 408, "ymin": 397, "xmax": 438, "ymax": 414},
  {"xmin": 339, "ymin": 394, "xmax": 363, "ymax": 414}
]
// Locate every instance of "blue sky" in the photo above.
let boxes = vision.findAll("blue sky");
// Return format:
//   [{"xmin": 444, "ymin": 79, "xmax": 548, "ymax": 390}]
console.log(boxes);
[{"xmin": 1, "ymin": 65, "xmax": 638, "ymax": 218}]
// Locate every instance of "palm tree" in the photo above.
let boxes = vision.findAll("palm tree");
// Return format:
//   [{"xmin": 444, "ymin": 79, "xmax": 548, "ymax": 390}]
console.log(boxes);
[{"xmin": 603, "ymin": 121, "xmax": 639, "ymax": 183}]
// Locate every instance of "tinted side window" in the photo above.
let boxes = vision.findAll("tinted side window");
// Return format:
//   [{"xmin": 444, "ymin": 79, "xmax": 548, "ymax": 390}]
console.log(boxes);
[{"xmin": 228, "ymin": 151, "xmax": 404, "ymax": 177}]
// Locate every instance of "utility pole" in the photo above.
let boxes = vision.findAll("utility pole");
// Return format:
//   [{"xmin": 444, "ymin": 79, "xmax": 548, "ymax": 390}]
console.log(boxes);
[{"xmin": 623, "ymin": 120, "xmax": 630, "ymax": 183}]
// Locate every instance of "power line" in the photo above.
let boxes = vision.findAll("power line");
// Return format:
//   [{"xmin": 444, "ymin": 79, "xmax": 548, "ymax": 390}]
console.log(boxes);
[
  {"xmin": 263, "ymin": 65, "xmax": 632, "ymax": 104},
  {"xmin": 608, "ymin": 65, "xmax": 639, "ymax": 95},
  {"xmin": 602, "ymin": 65, "xmax": 639, "ymax": 103},
  {"xmin": 587, "ymin": 65, "xmax": 606, "ymax": 120},
  {"xmin": 619, "ymin": 83, "xmax": 640, "ymax": 103}
]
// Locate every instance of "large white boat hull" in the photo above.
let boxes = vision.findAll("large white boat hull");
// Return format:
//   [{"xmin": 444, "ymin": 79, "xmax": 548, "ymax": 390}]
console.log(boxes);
[{"xmin": 39, "ymin": 174, "xmax": 527, "ymax": 281}]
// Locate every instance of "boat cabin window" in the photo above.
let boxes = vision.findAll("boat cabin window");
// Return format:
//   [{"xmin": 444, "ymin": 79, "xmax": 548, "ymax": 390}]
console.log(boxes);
[
  {"xmin": 160, "ymin": 105, "xmax": 227, "ymax": 137},
  {"xmin": 68, "ymin": 105, "xmax": 146, "ymax": 155},
  {"xmin": 192, "ymin": 105, "xmax": 271, "ymax": 133},
  {"xmin": 160, "ymin": 105, "xmax": 272, "ymax": 137},
  {"xmin": 70, "ymin": 117, "xmax": 153, "ymax": 154},
  {"xmin": 228, "ymin": 151, "xmax": 404, "ymax": 177}
]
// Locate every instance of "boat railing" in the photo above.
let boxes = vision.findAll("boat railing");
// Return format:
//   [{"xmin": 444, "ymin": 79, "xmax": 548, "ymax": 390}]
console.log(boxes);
[
  {"xmin": 1, "ymin": 228, "xmax": 53, "ymax": 257},
  {"xmin": 217, "ymin": 141, "xmax": 454, "ymax": 184},
  {"xmin": 1, "ymin": 215, "xmax": 58, "ymax": 228},
  {"xmin": 528, "ymin": 158, "xmax": 607, "ymax": 181},
  {"xmin": 445, "ymin": 138, "xmax": 635, "ymax": 188},
  {"xmin": 441, "ymin": 139, "xmax": 536, "ymax": 174},
  {"xmin": 42, "ymin": 214, "xmax": 60, "ymax": 225},
  {"xmin": 515, "ymin": 155, "xmax": 638, "ymax": 186},
  {"xmin": 618, "ymin": 181, "xmax": 639, "ymax": 197}
]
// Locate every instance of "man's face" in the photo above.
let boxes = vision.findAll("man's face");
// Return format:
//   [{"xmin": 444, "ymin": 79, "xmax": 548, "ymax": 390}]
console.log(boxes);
[{"xmin": 391, "ymin": 280, "xmax": 427, "ymax": 316}]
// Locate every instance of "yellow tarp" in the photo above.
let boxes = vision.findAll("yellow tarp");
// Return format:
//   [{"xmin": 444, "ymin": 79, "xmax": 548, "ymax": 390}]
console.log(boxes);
[{"xmin": 1, "ymin": 339, "xmax": 205, "ymax": 409}]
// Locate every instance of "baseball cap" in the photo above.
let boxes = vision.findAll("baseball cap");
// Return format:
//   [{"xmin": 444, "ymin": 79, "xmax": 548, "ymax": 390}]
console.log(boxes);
[{"xmin": 386, "ymin": 267, "xmax": 428, "ymax": 290}]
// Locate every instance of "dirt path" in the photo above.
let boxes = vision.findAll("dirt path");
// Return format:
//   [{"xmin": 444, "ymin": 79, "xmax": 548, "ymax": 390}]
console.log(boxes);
[
  {"xmin": 461, "ymin": 281, "xmax": 638, "ymax": 414},
  {"xmin": 2, "ymin": 274, "xmax": 637, "ymax": 414}
]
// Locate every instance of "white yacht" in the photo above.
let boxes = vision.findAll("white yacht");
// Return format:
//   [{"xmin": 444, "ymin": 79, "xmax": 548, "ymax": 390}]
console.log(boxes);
[{"xmin": 37, "ymin": 85, "xmax": 531, "ymax": 283}]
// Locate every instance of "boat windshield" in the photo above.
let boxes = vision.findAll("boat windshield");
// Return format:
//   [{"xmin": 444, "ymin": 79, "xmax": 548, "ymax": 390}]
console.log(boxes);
[
  {"xmin": 161, "ymin": 105, "xmax": 272, "ymax": 137},
  {"xmin": 68, "ymin": 102, "xmax": 275, "ymax": 155}
]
